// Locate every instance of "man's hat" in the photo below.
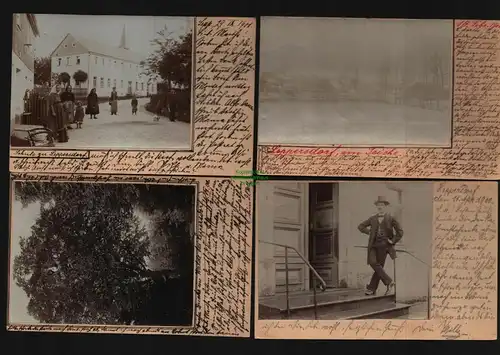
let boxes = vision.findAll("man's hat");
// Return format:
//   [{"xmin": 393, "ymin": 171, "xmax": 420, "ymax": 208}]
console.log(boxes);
[{"xmin": 374, "ymin": 196, "xmax": 390, "ymax": 206}]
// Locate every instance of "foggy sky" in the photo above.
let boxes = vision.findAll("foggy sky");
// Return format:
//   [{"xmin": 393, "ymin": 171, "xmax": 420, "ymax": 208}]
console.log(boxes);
[
  {"xmin": 260, "ymin": 18, "xmax": 453, "ymax": 74},
  {"xmin": 33, "ymin": 14, "xmax": 193, "ymax": 58}
]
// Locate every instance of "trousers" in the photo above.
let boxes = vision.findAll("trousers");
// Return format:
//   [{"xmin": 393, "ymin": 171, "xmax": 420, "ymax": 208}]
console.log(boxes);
[{"xmin": 367, "ymin": 246, "xmax": 392, "ymax": 291}]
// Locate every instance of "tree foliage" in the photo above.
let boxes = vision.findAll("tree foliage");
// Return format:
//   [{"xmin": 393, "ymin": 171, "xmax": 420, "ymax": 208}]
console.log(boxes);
[
  {"xmin": 72, "ymin": 70, "xmax": 89, "ymax": 86},
  {"xmin": 34, "ymin": 57, "xmax": 51, "ymax": 86},
  {"xmin": 13, "ymin": 182, "xmax": 195, "ymax": 325},
  {"xmin": 58, "ymin": 72, "xmax": 71, "ymax": 86},
  {"xmin": 145, "ymin": 28, "xmax": 192, "ymax": 90}
]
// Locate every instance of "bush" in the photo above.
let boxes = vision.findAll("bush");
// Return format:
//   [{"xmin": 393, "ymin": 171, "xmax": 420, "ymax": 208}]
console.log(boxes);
[{"xmin": 146, "ymin": 89, "xmax": 191, "ymax": 123}]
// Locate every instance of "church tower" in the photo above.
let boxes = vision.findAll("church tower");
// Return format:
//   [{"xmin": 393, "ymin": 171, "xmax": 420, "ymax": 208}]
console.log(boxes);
[{"xmin": 119, "ymin": 24, "xmax": 128, "ymax": 50}]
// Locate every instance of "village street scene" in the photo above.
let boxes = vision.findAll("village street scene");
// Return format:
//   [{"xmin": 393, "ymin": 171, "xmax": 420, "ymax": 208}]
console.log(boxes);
[
  {"xmin": 259, "ymin": 18, "xmax": 453, "ymax": 147},
  {"xmin": 11, "ymin": 14, "xmax": 193, "ymax": 150}
]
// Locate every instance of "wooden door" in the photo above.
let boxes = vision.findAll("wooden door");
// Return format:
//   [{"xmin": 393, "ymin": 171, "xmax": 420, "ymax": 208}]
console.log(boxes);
[
  {"xmin": 309, "ymin": 183, "xmax": 339, "ymax": 288},
  {"xmin": 272, "ymin": 182, "xmax": 308, "ymax": 293}
]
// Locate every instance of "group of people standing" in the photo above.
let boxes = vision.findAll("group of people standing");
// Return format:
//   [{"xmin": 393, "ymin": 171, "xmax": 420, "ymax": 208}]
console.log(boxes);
[
  {"xmin": 44, "ymin": 85, "xmax": 123, "ymax": 143},
  {"xmin": 46, "ymin": 84, "xmax": 85, "ymax": 143}
]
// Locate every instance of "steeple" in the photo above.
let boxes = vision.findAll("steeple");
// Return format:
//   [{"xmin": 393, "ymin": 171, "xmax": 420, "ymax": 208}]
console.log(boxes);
[{"xmin": 119, "ymin": 25, "xmax": 128, "ymax": 50}]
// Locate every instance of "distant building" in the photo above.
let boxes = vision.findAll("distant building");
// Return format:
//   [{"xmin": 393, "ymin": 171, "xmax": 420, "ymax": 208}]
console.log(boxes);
[
  {"xmin": 50, "ymin": 25, "xmax": 159, "ymax": 97},
  {"xmin": 11, "ymin": 14, "xmax": 39, "ymax": 123}
]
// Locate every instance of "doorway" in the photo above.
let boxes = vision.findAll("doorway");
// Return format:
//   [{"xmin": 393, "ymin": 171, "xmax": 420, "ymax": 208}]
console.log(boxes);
[{"xmin": 308, "ymin": 183, "xmax": 339, "ymax": 288}]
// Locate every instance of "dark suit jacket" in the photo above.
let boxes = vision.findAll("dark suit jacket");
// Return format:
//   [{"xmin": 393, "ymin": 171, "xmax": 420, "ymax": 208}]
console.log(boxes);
[{"xmin": 357, "ymin": 214, "xmax": 404, "ymax": 264}]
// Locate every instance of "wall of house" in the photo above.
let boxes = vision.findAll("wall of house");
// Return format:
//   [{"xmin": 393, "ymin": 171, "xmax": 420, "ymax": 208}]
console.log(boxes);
[
  {"xmin": 51, "ymin": 54, "xmax": 90, "ymax": 89},
  {"xmin": 337, "ymin": 181, "xmax": 433, "ymax": 302},
  {"xmin": 52, "ymin": 52, "xmax": 158, "ymax": 97},
  {"xmin": 11, "ymin": 14, "xmax": 36, "ymax": 123},
  {"xmin": 11, "ymin": 53, "xmax": 34, "ymax": 123}
]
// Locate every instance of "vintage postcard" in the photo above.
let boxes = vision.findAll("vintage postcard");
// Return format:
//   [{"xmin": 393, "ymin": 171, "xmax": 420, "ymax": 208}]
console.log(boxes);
[
  {"xmin": 255, "ymin": 180, "xmax": 497, "ymax": 340},
  {"xmin": 257, "ymin": 18, "xmax": 500, "ymax": 179},
  {"xmin": 7, "ymin": 174, "xmax": 252, "ymax": 337},
  {"xmin": 10, "ymin": 15, "xmax": 255, "ymax": 176}
]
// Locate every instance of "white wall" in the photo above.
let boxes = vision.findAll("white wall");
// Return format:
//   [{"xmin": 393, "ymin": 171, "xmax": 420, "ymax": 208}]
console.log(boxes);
[
  {"xmin": 51, "ymin": 54, "xmax": 90, "ymax": 89},
  {"xmin": 338, "ymin": 181, "xmax": 432, "ymax": 301},
  {"xmin": 11, "ymin": 52, "xmax": 34, "ymax": 124},
  {"xmin": 52, "ymin": 53, "xmax": 158, "ymax": 97}
]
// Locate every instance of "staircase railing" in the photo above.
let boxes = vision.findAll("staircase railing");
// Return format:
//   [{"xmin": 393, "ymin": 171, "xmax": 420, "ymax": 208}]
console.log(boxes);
[
  {"xmin": 355, "ymin": 245, "xmax": 431, "ymax": 318},
  {"xmin": 259, "ymin": 240, "xmax": 327, "ymax": 319}
]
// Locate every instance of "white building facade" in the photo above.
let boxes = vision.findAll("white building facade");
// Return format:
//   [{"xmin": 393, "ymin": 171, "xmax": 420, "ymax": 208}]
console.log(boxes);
[
  {"xmin": 258, "ymin": 181, "xmax": 432, "ymax": 303},
  {"xmin": 11, "ymin": 14, "xmax": 39, "ymax": 123},
  {"xmin": 50, "ymin": 28, "xmax": 158, "ymax": 98}
]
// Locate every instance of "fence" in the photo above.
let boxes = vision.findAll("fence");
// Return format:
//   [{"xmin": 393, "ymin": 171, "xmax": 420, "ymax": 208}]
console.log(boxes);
[{"xmin": 21, "ymin": 92, "xmax": 51, "ymax": 126}]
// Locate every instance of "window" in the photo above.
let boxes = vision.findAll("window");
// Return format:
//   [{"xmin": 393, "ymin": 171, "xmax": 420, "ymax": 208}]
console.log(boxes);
[
  {"xmin": 57, "ymin": 58, "xmax": 61, "ymax": 66},
  {"xmin": 135, "ymin": 82, "xmax": 138, "ymax": 90},
  {"xmin": 121, "ymin": 80, "xmax": 123, "ymax": 88},
  {"xmin": 15, "ymin": 14, "xmax": 21, "ymax": 30},
  {"xmin": 64, "ymin": 44, "xmax": 68, "ymax": 48},
  {"xmin": 141, "ymin": 83, "xmax": 144, "ymax": 91},
  {"xmin": 76, "ymin": 56, "xmax": 80, "ymax": 65},
  {"xmin": 113, "ymin": 79, "xmax": 117, "ymax": 88},
  {"xmin": 130, "ymin": 64, "xmax": 132, "ymax": 68},
  {"xmin": 107, "ymin": 78, "xmax": 111, "ymax": 88},
  {"xmin": 72, "ymin": 43, "xmax": 76, "ymax": 47},
  {"xmin": 100, "ymin": 77, "xmax": 104, "ymax": 88},
  {"xmin": 93, "ymin": 76, "xmax": 97, "ymax": 88},
  {"xmin": 94, "ymin": 56, "xmax": 98, "ymax": 65},
  {"xmin": 66, "ymin": 57, "xmax": 70, "ymax": 66},
  {"xmin": 102, "ymin": 58, "xmax": 104, "ymax": 65}
]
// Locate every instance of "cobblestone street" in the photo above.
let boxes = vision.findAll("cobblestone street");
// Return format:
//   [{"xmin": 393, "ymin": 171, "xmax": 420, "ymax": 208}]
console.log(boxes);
[{"xmin": 55, "ymin": 98, "xmax": 191, "ymax": 149}]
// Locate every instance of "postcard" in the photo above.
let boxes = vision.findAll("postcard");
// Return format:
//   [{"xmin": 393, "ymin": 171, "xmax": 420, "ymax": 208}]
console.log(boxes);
[
  {"xmin": 255, "ymin": 180, "xmax": 497, "ymax": 340},
  {"xmin": 257, "ymin": 18, "xmax": 500, "ymax": 179},
  {"xmin": 10, "ymin": 15, "xmax": 255, "ymax": 176}
]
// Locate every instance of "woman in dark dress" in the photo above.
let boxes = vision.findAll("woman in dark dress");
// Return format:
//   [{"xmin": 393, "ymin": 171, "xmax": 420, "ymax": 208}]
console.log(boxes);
[
  {"xmin": 60, "ymin": 85, "xmax": 75, "ymax": 129},
  {"xmin": 48, "ymin": 84, "xmax": 68, "ymax": 143},
  {"xmin": 86, "ymin": 88, "xmax": 100, "ymax": 119}
]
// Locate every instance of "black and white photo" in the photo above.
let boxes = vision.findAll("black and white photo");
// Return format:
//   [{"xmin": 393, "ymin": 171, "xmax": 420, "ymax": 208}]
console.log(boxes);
[
  {"xmin": 11, "ymin": 14, "xmax": 193, "ymax": 150},
  {"xmin": 9, "ymin": 181, "xmax": 196, "ymax": 327},
  {"xmin": 257, "ymin": 181, "xmax": 431, "ymax": 320},
  {"xmin": 259, "ymin": 18, "xmax": 453, "ymax": 147}
]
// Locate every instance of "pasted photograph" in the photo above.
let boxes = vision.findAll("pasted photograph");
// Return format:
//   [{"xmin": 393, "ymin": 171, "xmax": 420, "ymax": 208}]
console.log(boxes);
[
  {"xmin": 259, "ymin": 17, "xmax": 453, "ymax": 147},
  {"xmin": 10, "ymin": 14, "xmax": 193, "ymax": 150},
  {"xmin": 9, "ymin": 181, "xmax": 196, "ymax": 327},
  {"xmin": 257, "ymin": 181, "xmax": 431, "ymax": 320}
]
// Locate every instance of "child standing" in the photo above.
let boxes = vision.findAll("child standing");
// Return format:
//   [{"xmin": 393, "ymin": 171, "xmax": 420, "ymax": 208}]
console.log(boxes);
[
  {"xmin": 131, "ymin": 95, "xmax": 138, "ymax": 115},
  {"xmin": 74, "ymin": 101, "xmax": 85, "ymax": 129}
]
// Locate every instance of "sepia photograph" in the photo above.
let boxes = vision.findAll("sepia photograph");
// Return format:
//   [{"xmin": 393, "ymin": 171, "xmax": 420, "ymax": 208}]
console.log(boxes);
[
  {"xmin": 10, "ymin": 14, "xmax": 193, "ymax": 150},
  {"xmin": 257, "ymin": 181, "xmax": 431, "ymax": 320},
  {"xmin": 8, "ymin": 181, "xmax": 196, "ymax": 327},
  {"xmin": 259, "ymin": 17, "xmax": 453, "ymax": 147}
]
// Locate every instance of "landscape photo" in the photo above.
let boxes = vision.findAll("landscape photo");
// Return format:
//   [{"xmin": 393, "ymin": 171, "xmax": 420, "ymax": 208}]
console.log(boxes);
[
  {"xmin": 11, "ymin": 14, "xmax": 193, "ymax": 150},
  {"xmin": 9, "ymin": 181, "xmax": 196, "ymax": 326},
  {"xmin": 259, "ymin": 17, "xmax": 453, "ymax": 147}
]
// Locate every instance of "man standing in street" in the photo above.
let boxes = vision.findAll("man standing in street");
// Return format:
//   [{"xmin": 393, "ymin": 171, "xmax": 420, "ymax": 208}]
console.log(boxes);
[{"xmin": 357, "ymin": 196, "xmax": 403, "ymax": 296}]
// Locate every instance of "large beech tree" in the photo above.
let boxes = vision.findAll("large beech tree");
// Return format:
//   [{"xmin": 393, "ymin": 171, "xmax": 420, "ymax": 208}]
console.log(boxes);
[{"xmin": 13, "ymin": 182, "xmax": 195, "ymax": 325}]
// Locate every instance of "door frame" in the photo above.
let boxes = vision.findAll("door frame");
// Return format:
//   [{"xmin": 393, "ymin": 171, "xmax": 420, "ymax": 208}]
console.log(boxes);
[{"xmin": 307, "ymin": 182, "xmax": 340, "ymax": 288}]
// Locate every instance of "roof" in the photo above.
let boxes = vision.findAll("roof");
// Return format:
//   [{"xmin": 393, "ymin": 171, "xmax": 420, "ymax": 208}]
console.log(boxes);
[
  {"xmin": 26, "ymin": 14, "xmax": 39, "ymax": 37},
  {"xmin": 53, "ymin": 33, "xmax": 145, "ymax": 64}
]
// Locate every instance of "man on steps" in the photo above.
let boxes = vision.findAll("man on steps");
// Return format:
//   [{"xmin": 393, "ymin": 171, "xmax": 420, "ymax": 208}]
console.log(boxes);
[{"xmin": 357, "ymin": 196, "xmax": 403, "ymax": 296}]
